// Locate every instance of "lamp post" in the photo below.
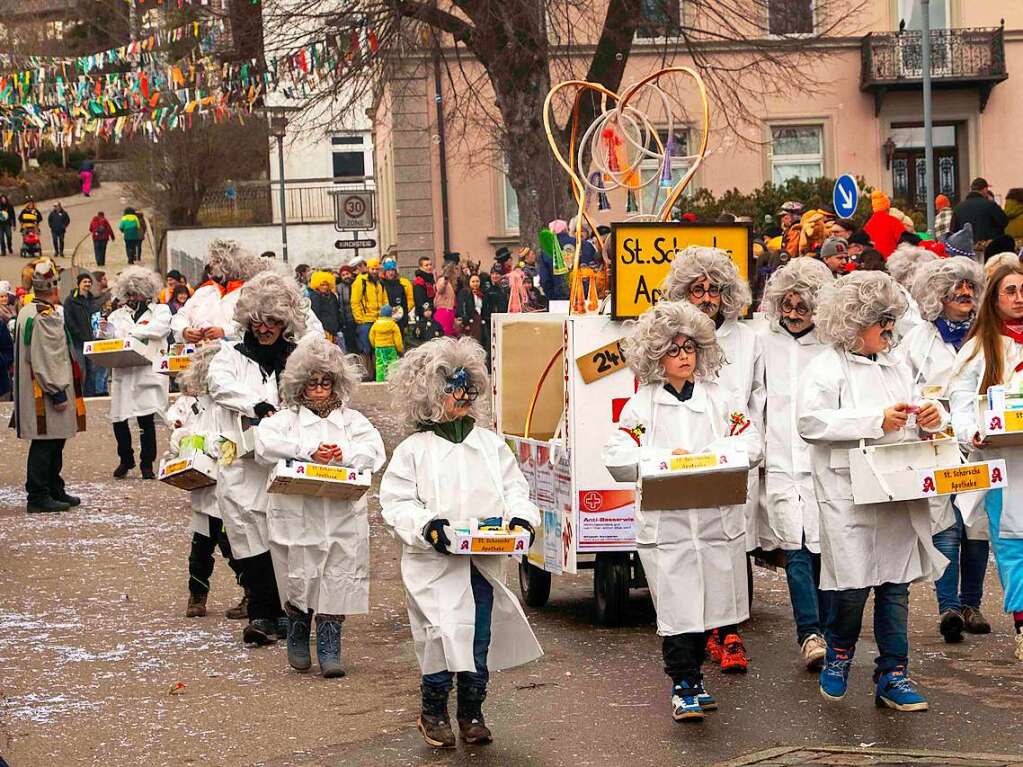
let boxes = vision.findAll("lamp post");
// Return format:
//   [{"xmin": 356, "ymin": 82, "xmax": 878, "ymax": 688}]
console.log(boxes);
[
  {"xmin": 921, "ymin": 0, "xmax": 935, "ymax": 233},
  {"xmin": 268, "ymin": 109, "xmax": 290, "ymax": 263}
]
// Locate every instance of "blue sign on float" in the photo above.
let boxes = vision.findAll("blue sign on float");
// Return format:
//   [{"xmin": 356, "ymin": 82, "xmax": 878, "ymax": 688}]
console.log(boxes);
[{"xmin": 833, "ymin": 174, "xmax": 859, "ymax": 219}]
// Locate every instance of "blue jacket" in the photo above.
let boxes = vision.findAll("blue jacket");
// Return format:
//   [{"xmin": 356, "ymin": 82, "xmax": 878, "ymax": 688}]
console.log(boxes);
[
  {"xmin": 0, "ymin": 319, "xmax": 13, "ymax": 397},
  {"xmin": 538, "ymin": 249, "xmax": 568, "ymax": 301}
]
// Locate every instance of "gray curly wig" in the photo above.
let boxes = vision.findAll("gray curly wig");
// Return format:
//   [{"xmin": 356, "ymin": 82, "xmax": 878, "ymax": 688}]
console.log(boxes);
[
  {"xmin": 387, "ymin": 336, "xmax": 490, "ymax": 425},
  {"xmin": 111, "ymin": 265, "xmax": 162, "ymax": 303},
  {"xmin": 909, "ymin": 256, "xmax": 986, "ymax": 322},
  {"xmin": 622, "ymin": 300, "xmax": 725, "ymax": 384},
  {"xmin": 205, "ymin": 239, "xmax": 259, "ymax": 282},
  {"xmin": 815, "ymin": 270, "xmax": 908, "ymax": 351},
  {"xmin": 175, "ymin": 341, "xmax": 221, "ymax": 397},
  {"xmin": 660, "ymin": 246, "xmax": 752, "ymax": 320},
  {"xmin": 233, "ymin": 271, "xmax": 307, "ymax": 341},
  {"xmin": 886, "ymin": 243, "xmax": 939, "ymax": 286},
  {"xmin": 279, "ymin": 334, "xmax": 364, "ymax": 408},
  {"xmin": 762, "ymin": 257, "xmax": 833, "ymax": 322}
]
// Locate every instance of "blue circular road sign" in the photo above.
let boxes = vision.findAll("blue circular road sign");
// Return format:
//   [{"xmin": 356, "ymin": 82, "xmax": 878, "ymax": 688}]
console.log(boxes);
[{"xmin": 833, "ymin": 174, "xmax": 859, "ymax": 219}]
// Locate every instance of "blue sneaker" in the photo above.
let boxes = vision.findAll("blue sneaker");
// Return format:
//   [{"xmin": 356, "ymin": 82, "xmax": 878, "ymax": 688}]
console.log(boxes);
[
  {"xmin": 695, "ymin": 683, "xmax": 717, "ymax": 711},
  {"xmin": 875, "ymin": 668, "xmax": 928, "ymax": 712},
  {"xmin": 819, "ymin": 646, "xmax": 853, "ymax": 702},
  {"xmin": 671, "ymin": 683, "xmax": 705, "ymax": 721}
]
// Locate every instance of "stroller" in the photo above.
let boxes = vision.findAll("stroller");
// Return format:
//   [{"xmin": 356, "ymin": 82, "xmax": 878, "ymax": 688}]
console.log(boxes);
[{"xmin": 20, "ymin": 227, "xmax": 41, "ymax": 259}]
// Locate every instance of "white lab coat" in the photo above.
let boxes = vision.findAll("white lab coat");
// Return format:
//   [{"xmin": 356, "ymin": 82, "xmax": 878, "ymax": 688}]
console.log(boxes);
[
  {"xmin": 797, "ymin": 346, "xmax": 949, "ymax": 590},
  {"xmin": 757, "ymin": 324, "xmax": 826, "ymax": 552},
  {"xmin": 170, "ymin": 283, "xmax": 226, "ymax": 342},
  {"xmin": 896, "ymin": 285, "xmax": 923, "ymax": 339},
  {"xmin": 716, "ymin": 318, "xmax": 766, "ymax": 551},
  {"xmin": 602, "ymin": 381, "xmax": 763, "ymax": 636},
  {"xmin": 207, "ymin": 342, "xmax": 281, "ymax": 560},
  {"xmin": 902, "ymin": 321, "xmax": 988, "ymax": 538},
  {"xmin": 255, "ymin": 406, "xmax": 385, "ymax": 615},
  {"xmin": 166, "ymin": 393, "xmax": 222, "ymax": 534},
  {"xmin": 104, "ymin": 303, "xmax": 171, "ymax": 423},
  {"xmin": 380, "ymin": 427, "xmax": 543, "ymax": 675},
  {"xmin": 948, "ymin": 335, "xmax": 1023, "ymax": 540}
]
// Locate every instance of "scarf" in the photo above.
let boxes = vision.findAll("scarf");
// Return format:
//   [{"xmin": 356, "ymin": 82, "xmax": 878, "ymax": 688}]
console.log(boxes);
[
  {"xmin": 414, "ymin": 270, "xmax": 436, "ymax": 300},
  {"xmin": 131, "ymin": 300, "xmax": 148, "ymax": 323},
  {"xmin": 236, "ymin": 332, "xmax": 294, "ymax": 382},
  {"xmin": 1002, "ymin": 320, "xmax": 1023, "ymax": 345},
  {"xmin": 299, "ymin": 394, "xmax": 344, "ymax": 419},
  {"xmin": 935, "ymin": 316, "xmax": 972, "ymax": 351},
  {"xmin": 418, "ymin": 415, "xmax": 475, "ymax": 444},
  {"xmin": 663, "ymin": 380, "xmax": 695, "ymax": 402}
]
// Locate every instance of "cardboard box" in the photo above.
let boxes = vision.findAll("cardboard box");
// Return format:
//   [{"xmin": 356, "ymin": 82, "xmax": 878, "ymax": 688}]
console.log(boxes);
[
  {"xmin": 848, "ymin": 437, "xmax": 1008, "ymax": 505},
  {"xmin": 637, "ymin": 448, "xmax": 750, "ymax": 511},
  {"xmin": 220, "ymin": 414, "xmax": 257, "ymax": 459},
  {"xmin": 266, "ymin": 459, "xmax": 372, "ymax": 500},
  {"xmin": 978, "ymin": 389, "xmax": 1023, "ymax": 447},
  {"xmin": 446, "ymin": 519, "xmax": 532, "ymax": 555},
  {"xmin": 155, "ymin": 343, "xmax": 197, "ymax": 376},
  {"xmin": 158, "ymin": 452, "xmax": 218, "ymax": 491},
  {"xmin": 84, "ymin": 337, "xmax": 157, "ymax": 368}
]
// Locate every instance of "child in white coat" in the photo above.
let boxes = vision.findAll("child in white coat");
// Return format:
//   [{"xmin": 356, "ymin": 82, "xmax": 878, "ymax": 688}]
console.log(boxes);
[
  {"xmin": 603, "ymin": 301, "xmax": 762, "ymax": 723},
  {"xmin": 255, "ymin": 335, "xmax": 385, "ymax": 678}
]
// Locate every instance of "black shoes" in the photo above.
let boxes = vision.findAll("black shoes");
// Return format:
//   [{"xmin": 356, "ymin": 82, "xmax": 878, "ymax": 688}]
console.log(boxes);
[
  {"xmin": 113, "ymin": 462, "xmax": 135, "ymax": 479},
  {"xmin": 27, "ymin": 497, "xmax": 71, "ymax": 514},
  {"xmin": 140, "ymin": 466, "xmax": 156, "ymax": 480},
  {"xmin": 53, "ymin": 492, "xmax": 81, "ymax": 507},
  {"xmin": 243, "ymin": 618, "xmax": 279, "ymax": 646}
]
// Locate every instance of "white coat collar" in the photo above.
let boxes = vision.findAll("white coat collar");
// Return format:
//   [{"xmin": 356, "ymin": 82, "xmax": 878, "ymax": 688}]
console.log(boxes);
[
  {"xmin": 297, "ymin": 405, "xmax": 347, "ymax": 428},
  {"xmin": 844, "ymin": 348, "xmax": 900, "ymax": 367},
  {"xmin": 769, "ymin": 323, "xmax": 820, "ymax": 346},
  {"xmin": 716, "ymin": 317, "xmax": 737, "ymax": 338},
  {"xmin": 651, "ymin": 380, "xmax": 707, "ymax": 412},
  {"xmin": 423, "ymin": 422, "xmax": 486, "ymax": 459}
]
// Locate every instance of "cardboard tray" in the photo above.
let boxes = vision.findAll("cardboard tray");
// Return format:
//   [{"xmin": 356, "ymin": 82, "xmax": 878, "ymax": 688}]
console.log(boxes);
[
  {"xmin": 158, "ymin": 451, "xmax": 218, "ymax": 491},
  {"xmin": 266, "ymin": 459, "xmax": 372, "ymax": 500},
  {"xmin": 155, "ymin": 343, "xmax": 197, "ymax": 376},
  {"xmin": 220, "ymin": 414, "xmax": 257, "ymax": 459},
  {"xmin": 638, "ymin": 449, "xmax": 750, "ymax": 511},
  {"xmin": 446, "ymin": 526, "xmax": 532, "ymax": 555},
  {"xmin": 84, "ymin": 337, "xmax": 156, "ymax": 368}
]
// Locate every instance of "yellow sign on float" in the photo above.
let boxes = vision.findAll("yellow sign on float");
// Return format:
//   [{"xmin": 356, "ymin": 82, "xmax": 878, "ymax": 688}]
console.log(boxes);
[{"xmin": 610, "ymin": 222, "xmax": 753, "ymax": 319}]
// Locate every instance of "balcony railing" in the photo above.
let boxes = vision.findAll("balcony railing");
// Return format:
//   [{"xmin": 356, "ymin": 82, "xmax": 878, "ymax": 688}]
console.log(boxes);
[
  {"xmin": 861, "ymin": 26, "xmax": 1007, "ymax": 113},
  {"xmin": 197, "ymin": 179, "xmax": 371, "ymax": 227}
]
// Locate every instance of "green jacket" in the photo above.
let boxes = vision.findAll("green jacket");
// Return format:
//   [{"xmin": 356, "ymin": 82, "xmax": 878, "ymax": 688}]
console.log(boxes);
[
  {"xmin": 1005, "ymin": 198, "xmax": 1023, "ymax": 240},
  {"xmin": 119, "ymin": 214, "xmax": 142, "ymax": 241}
]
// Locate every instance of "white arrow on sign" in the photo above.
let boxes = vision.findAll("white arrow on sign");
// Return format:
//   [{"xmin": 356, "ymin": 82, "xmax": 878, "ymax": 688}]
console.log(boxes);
[{"xmin": 837, "ymin": 183, "xmax": 853, "ymax": 211}]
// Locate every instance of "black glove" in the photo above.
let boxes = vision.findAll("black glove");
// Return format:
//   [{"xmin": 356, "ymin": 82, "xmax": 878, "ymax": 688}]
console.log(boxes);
[
  {"xmin": 252, "ymin": 402, "xmax": 276, "ymax": 421},
  {"xmin": 508, "ymin": 517, "xmax": 535, "ymax": 547},
  {"xmin": 424, "ymin": 519, "xmax": 452, "ymax": 555}
]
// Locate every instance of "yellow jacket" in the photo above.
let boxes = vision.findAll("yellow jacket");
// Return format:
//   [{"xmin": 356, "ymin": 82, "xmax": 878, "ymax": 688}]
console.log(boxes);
[
  {"xmin": 351, "ymin": 274, "xmax": 388, "ymax": 324},
  {"xmin": 369, "ymin": 317, "xmax": 404, "ymax": 353}
]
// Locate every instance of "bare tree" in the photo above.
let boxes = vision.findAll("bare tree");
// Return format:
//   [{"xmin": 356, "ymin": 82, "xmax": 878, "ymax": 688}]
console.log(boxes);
[{"xmin": 262, "ymin": 0, "xmax": 868, "ymax": 242}]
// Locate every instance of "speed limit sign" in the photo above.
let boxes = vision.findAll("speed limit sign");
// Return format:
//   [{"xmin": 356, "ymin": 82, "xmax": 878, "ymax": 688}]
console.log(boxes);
[{"xmin": 332, "ymin": 190, "xmax": 375, "ymax": 231}]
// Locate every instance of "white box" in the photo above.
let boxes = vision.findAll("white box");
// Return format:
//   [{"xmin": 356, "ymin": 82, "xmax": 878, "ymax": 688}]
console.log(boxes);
[
  {"xmin": 266, "ymin": 459, "xmax": 372, "ymax": 500},
  {"xmin": 158, "ymin": 452, "xmax": 218, "ymax": 491},
  {"xmin": 220, "ymin": 414, "xmax": 257, "ymax": 458},
  {"xmin": 638, "ymin": 448, "xmax": 750, "ymax": 511},
  {"xmin": 978, "ymin": 391, "xmax": 1023, "ymax": 447},
  {"xmin": 848, "ymin": 437, "xmax": 1008, "ymax": 505},
  {"xmin": 154, "ymin": 343, "xmax": 197, "ymax": 376},
  {"xmin": 446, "ymin": 519, "xmax": 532, "ymax": 555},
  {"xmin": 84, "ymin": 337, "xmax": 157, "ymax": 368}
]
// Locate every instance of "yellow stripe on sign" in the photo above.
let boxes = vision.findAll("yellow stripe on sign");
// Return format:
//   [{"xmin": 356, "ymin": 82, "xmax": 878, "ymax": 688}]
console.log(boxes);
[
  {"xmin": 304, "ymin": 464, "xmax": 352, "ymax": 481},
  {"xmin": 933, "ymin": 464, "xmax": 991, "ymax": 495},
  {"xmin": 89, "ymin": 339, "xmax": 127, "ymax": 353},
  {"xmin": 470, "ymin": 537, "xmax": 517, "ymax": 553},
  {"xmin": 1005, "ymin": 410, "xmax": 1023, "ymax": 433},
  {"xmin": 670, "ymin": 453, "xmax": 718, "ymax": 471}
]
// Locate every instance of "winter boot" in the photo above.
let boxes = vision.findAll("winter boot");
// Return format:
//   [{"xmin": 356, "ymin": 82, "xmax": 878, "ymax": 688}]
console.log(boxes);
[
  {"xmin": 418, "ymin": 684, "xmax": 456, "ymax": 749},
  {"xmin": 185, "ymin": 593, "xmax": 208, "ymax": 618},
  {"xmin": 962, "ymin": 606, "xmax": 992, "ymax": 635},
  {"xmin": 457, "ymin": 682, "xmax": 493, "ymax": 745},
  {"xmin": 113, "ymin": 461, "xmax": 135, "ymax": 479},
  {"xmin": 225, "ymin": 590, "xmax": 250, "ymax": 620},
  {"xmin": 285, "ymin": 603, "xmax": 312, "ymax": 672},
  {"xmin": 315, "ymin": 614, "xmax": 345, "ymax": 678},
  {"xmin": 242, "ymin": 618, "xmax": 278, "ymax": 646}
]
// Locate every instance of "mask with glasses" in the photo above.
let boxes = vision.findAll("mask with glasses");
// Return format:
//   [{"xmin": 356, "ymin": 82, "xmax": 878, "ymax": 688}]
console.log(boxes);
[
  {"xmin": 781, "ymin": 299, "xmax": 810, "ymax": 316},
  {"xmin": 876, "ymin": 314, "xmax": 896, "ymax": 329},
  {"xmin": 305, "ymin": 375, "xmax": 334, "ymax": 391},
  {"xmin": 444, "ymin": 367, "xmax": 480, "ymax": 403},
  {"xmin": 688, "ymin": 283, "xmax": 722, "ymax": 299},
  {"xmin": 665, "ymin": 339, "xmax": 698, "ymax": 358}
]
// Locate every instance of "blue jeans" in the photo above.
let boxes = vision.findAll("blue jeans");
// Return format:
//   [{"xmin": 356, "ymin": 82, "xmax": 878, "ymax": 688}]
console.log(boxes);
[
  {"xmin": 356, "ymin": 322, "xmax": 373, "ymax": 354},
  {"xmin": 91, "ymin": 364, "xmax": 109, "ymax": 396},
  {"xmin": 784, "ymin": 545, "xmax": 832, "ymax": 645},
  {"xmin": 932, "ymin": 502, "xmax": 990, "ymax": 614},
  {"xmin": 826, "ymin": 582, "xmax": 909, "ymax": 680},
  {"xmin": 422, "ymin": 562, "xmax": 494, "ymax": 692}
]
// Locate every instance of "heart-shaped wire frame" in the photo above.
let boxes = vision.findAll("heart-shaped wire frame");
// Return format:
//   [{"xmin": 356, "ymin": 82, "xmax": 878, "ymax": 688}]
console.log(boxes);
[{"xmin": 542, "ymin": 67, "xmax": 710, "ymax": 314}]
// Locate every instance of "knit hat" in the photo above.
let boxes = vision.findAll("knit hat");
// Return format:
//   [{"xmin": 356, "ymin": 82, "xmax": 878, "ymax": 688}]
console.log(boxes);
[
  {"xmin": 338, "ymin": 264, "xmax": 354, "ymax": 276},
  {"xmin": 779, "ymin": 200, "xmax": 804, "ymax": 216},
  {"xmin": 943, "ymin": 223, "xmax": 975, "ymax": 258},
  {"xmin": 548, "ymin": 219, "xmax": 568, "ymax": 234},
  {"xmin": 443, "ymin": 251, "xmax": 461, "ymax": 264},
  {"xmin": 935, "ymin": 194, "xmax": 951, "ymax": 211},
  {"xmin": 309, "ymin": 270, "xmax": 336, "ymax": 292},
  {"xmin": 31, "ymin": 260, "xmax": 60, "ymax": 293},
  {"xmin": 870, "ymin": 190, "xmax": 891, "ymax": 212},
  {"xmin": 366, "ymin": 258, "xmax": 381, "ymax": 269},
  {"xmin": 0, "ymin": 280, "xmax": 11, "ymax": 294},
  {"xmin": 820, "ymin": 237, "xmax": 849, "ymax": 259},
  {"xmin": 382, "ymin": 258, "xmax": 398, "ymax": 271},
  {"xmin": 379, "ymin": 304, "xmax": 393, "ymax": 317},
  {"xmin": 348, "ymin": 255, "xmax": 365, "ymax": 268}
]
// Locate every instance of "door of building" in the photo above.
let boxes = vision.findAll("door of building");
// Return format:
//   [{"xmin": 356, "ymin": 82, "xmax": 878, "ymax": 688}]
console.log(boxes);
[{"xmin": 889, "ymin": 123, "xmax": 960, "ymax": 211}]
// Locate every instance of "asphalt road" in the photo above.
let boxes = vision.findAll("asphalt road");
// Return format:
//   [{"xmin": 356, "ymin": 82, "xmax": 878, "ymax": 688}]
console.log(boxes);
[{"xmin": 1, "ymin": 393, "xmax": 1021, "ymax": 767}]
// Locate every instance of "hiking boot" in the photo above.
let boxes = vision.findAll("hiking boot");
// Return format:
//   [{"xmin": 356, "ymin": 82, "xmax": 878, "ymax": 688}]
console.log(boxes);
[
  {"xmin": 671, "ymin": 683, "xmax": 705, "ymax": 722},
  {"xmin": 801, "ymin": 633, "xmax": 827, "ymax": 672},
  {"xmin": 457, "ymin": 682, "xmax": 492, "ymax": 744},
  {"xmin": 939, "ymin": 609, "xmax": 965, "ymax": 643},
  {"xmin": 140, "ymin": 466, "xmax": 156, "ymax": 480},
  {"xmin": 1014, "ymin": 629, "xmax": 1023, "ymax": 662},
  {"xmin": 113, "ymin": 461, "xmax": 135, "ymax": 479},
  {"xmin": 819, "ymin": 646, "xmax": 853, "ymax": 702},
  {"xmin": 316, "ymin": 614, "xmax": 345, "ymax": 678},
  {"xmin": 26, "ymin": 497, "xmax": 71, "ymax": 514},
  {"xmin": 53, "ymin": 491, "xmax": 81, "ymax": 507},
  {"xmin": 874, "ymin": 668, "xmax": 928, "ymax": 712},
  {"xmin": 458, "ymin": 716, "xmax": 493, "ymax": 745},
  {"xmin": 720, "ymin": 633, "xmax": 749, "ymax": 674},
  {"xmin": 418, "ymin": 714, "xmax": 456, "ymax": 748},
  {"xmin": 225, "ymin": 592, "xmax": 249, "ymax": 620},
  {"xmin": 285, "ymin": 604, "xmax": 312, "ymax": 672},
  {"xmin": 705, "ymin": 629, "xmax": 724, "ymax": 664},
  {"xmin": 962, "ymin": 606, "xmax": 992, "ymax": 635},
  {"xmin": 242, "ymin": 618, "xmax": 278, "ymax": 646},
  {"xmin": 185, "ymin": 593, "xmax": 207, "ymax": 618}
]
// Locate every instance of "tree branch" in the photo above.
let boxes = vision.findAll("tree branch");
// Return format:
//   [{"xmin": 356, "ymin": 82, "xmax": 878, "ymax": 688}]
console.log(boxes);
[{"xmin": 397, "ymin": 0, "xmax": 475, "ymax": 45}]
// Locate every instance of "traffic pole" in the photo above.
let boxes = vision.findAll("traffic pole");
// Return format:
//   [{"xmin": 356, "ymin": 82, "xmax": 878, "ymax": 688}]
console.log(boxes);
[{"xmin": 922, "ymin": 0, "xmax": 935, "ymax": 234}]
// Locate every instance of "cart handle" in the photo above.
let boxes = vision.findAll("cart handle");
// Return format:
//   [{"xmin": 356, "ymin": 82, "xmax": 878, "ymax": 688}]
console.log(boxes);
[{"xmin": 524, "ymin": 347, "xmax": 565, "ymax": 440}]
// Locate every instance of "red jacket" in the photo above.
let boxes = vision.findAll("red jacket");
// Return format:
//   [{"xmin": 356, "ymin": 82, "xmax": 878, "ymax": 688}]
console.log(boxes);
[
  {"xmin": 89, "ymin": 216, "xmax": 114, "ymax": 241},
  {"xmin": 863, "ymin": 211, "xmax": 906, "ymax": 257}
]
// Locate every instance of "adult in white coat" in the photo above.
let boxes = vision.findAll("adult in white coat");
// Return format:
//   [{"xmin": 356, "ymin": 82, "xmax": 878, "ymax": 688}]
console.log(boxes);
[
  {"xmin": 905, "ymin": 257, "xmax": 992, "ymax": 643},
  {"xmin": 798, "ymin": 270, "xmax": 948, "ymax": 712},
  {"xmin": 170, "ymin": 240, "xmax": 251, "ymax": 343},
  {"xmin": 208, "ymin": 270, "xmax": 306, "ymax": 646},
  {"xmin": 661, "ymin": 245, "xmax": 763, "ymax": 672},
  {"xmin": 886, "ymin": 243, "xmax": 938, "ymax": 338},
  {"xmin": 947, "ymin": 261, "xmax": 1023, "ymax": 662},
  {"xmin": 603, "ymin": 301, "xmax": 762, "ymax": 722},
  {"xmin": 756, "ymin": 257, "xmax": 832, "ymax": 671},
  {"xmin": 101, "ymin": 266, "xmax": 170, "ymax": 479},
  {"xmin": 380, "ymin": 337, "xmax": 541, "ymax": 749},
  {"xmin": 256, "ymin": 335, "xmax": 385, "ymax": 677}
]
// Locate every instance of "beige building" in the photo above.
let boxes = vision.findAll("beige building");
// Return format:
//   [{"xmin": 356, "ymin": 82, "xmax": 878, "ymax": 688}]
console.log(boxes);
[{"xmin": 373, "ymin": 1, "xmax": 1023, "ymax": 268}]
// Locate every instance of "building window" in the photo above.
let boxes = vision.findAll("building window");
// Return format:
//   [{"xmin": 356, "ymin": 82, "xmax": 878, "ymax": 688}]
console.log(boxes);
[
  {"xmin": 503, "ymin": 169, "xmax": 520, "ymax": 234},
  {"xmin": 636, "ymin": 0, "xmax": 681, "ymax": 38},
  {"xmin": 769, "ymin": 124, "xmax": 823, "ymax": 184},
  {"xmin": 331, "ymin": 135, "xmax": 367, "ymax": 180},
  {"xmin": 767, "ymin": 0, "xmax": 814, "ymax": 35},
  {"xmin": 640, "ymin": 128, "xmax": 691, "ymax": 215}
]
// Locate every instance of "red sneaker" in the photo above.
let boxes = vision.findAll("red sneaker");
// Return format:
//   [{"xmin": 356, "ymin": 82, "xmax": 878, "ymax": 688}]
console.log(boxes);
[
  {"xmin": 720, "ymin": 633, "xmax": 749, "ymax": 674},
  {"xmin": 706, "ymin": 629, "xmax": 724, "ymax": 664}
]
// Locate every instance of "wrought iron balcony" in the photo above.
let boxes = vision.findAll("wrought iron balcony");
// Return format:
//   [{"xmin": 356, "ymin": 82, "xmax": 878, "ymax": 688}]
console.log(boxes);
[{"xmin": 861, "ymin": 26, "xmax": 1007, "ymax": 115}]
